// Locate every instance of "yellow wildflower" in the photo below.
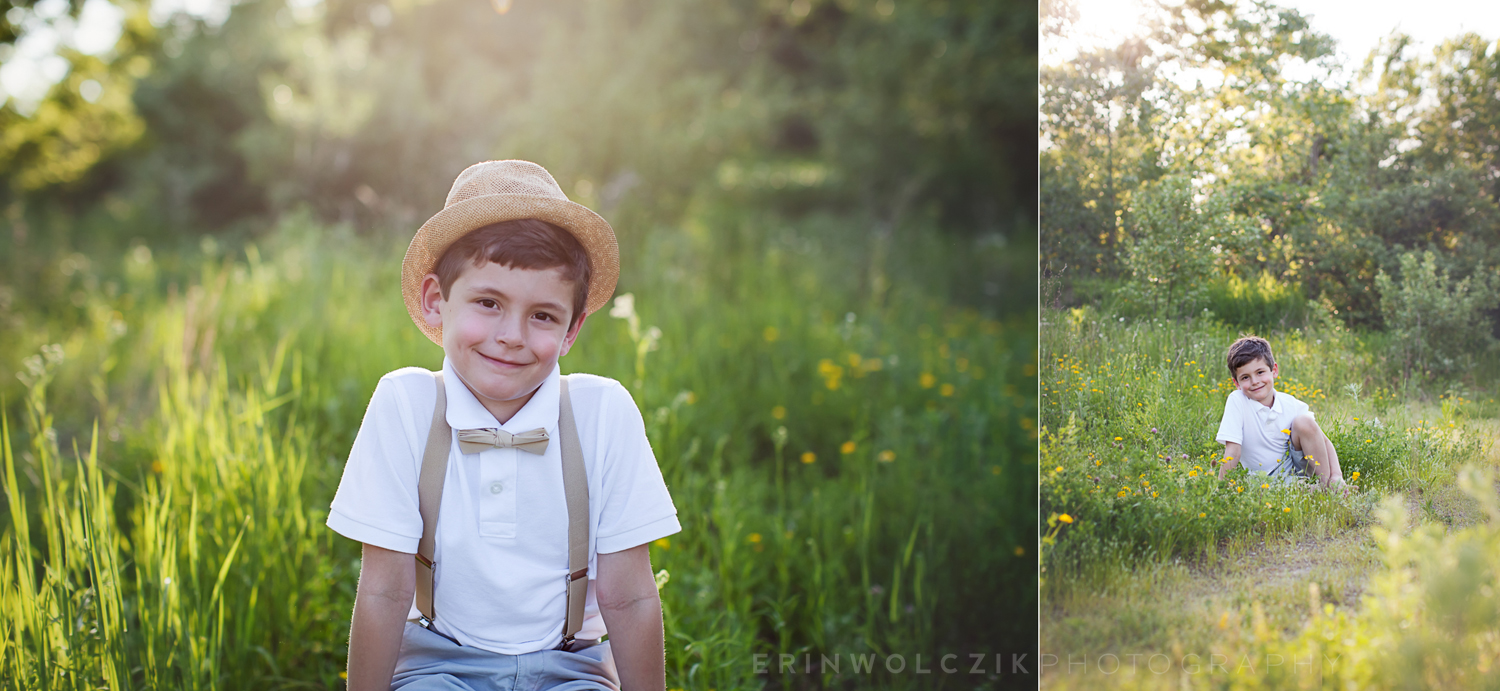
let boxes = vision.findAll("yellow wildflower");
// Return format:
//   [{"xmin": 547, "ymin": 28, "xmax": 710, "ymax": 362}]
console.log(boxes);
[
  {"xmin": 840, "ymin": 441, "xmax": 857, "ymax": 454},
  {"xmin": 801, "ymin": 452, "xmax": 816, "ymax": 464},
  {"xmin": 1059, "ymin": 514, "xmax": 1073, "ymax": 524}
]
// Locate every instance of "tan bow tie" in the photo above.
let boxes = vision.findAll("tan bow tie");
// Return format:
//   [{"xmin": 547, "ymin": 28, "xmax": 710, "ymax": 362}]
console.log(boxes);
[{"xmin": 457, "ymin": 428, "xmax": 550, "ymax": 455}]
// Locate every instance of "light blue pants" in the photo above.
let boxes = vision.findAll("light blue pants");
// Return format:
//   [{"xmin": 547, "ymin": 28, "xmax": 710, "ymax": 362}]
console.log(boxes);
[{"xmin": 391, "ymin": 622, "xmax": 620, "ymax": 691}]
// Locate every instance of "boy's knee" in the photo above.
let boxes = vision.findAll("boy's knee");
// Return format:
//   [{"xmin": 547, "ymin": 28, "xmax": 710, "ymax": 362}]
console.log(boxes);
[{"xmin": 1291, "ymin": 413, "xmax": 1319, "ymax": 435}]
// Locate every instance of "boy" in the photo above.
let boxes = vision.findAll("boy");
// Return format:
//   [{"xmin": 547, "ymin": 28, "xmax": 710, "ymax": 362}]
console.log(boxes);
[
  {"xmin": 1214, "ymin": 336, "xmax": 1352, "ymax": 491},
  {"xmin": 328, "ymin": 160, "xmax": 681, "ymax": 690}
]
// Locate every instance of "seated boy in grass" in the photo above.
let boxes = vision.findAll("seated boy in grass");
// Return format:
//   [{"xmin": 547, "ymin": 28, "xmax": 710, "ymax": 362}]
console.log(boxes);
[
  {"xmin": 328, "ymin": 160, "xmax": 681, "ymax": 690},
  {"xmin": 1214, "ymin": 336, "xmax": 1353, "ymax": 492}
]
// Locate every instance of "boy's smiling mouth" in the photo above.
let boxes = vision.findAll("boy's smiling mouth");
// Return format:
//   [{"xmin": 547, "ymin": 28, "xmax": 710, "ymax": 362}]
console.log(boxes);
[{"xmin": 479, "ymin": 352, "xmax": 531, "ymax": 368}]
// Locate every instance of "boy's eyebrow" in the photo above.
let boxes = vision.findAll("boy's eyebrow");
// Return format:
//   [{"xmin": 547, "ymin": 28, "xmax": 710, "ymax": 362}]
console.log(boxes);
[{"xmin": 465, "ymin": 284, "xmax": 569, "ymax": 313}]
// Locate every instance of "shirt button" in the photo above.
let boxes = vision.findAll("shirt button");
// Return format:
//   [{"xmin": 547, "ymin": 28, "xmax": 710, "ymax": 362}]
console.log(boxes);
[{"xmin": 489, "ymin": 481, "xmax": 504, "ymax": 495}]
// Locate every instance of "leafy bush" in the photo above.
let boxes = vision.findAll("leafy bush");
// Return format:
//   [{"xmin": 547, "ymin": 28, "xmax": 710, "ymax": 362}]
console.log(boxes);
[
  {"xmin": 1119, "ymin": 176, "xmax": 1258, "ymax": 317},
  {"xmin": 1375, "ymin": 250, "xmax": 1499, "ymax": 378}
]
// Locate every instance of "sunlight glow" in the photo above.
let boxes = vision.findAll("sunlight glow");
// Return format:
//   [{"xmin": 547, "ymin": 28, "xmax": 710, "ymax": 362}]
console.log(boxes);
[{"xmin": 1045, "ymin": 0, "xmax": 1154, "ymax": 65}]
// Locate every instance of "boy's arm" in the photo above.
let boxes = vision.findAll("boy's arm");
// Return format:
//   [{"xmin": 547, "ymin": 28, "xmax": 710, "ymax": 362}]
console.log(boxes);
[
  {"xmin": 348, "ymin": 542, "xmax": 416, "ymax": 691},
  {"xmin": 1217, "ymin": 441, "xmax": 1242, "ymax": 481},
  {"xmin": 596, "ymin": 544, "xmax": 665, "ymax": 691}
]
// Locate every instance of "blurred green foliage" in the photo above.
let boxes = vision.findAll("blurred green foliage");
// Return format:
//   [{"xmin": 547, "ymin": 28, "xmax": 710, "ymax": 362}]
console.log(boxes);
[{"xmin": 3, "ymin": 0, "xmax": 1035, "ymax": 239}]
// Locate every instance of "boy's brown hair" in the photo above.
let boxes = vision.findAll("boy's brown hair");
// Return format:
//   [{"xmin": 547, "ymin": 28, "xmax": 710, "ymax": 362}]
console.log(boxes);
[
  {"xmin": 1226, "ymin": 336, "xmax": 1276, "ymax": 377},
  {"xmin": 433, "ymin": 218, "xmax": 592, "ymax": 328}
]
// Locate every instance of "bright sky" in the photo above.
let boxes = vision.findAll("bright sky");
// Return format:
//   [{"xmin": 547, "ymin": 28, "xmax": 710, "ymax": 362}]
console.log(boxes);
[
  {"xmin": 1045, "ymin": 0, "xmax": 1500, "ymax": 72},
  {"xmin": 1283, "ymin": 0, "xmax": 1500, "ymax": 68}
]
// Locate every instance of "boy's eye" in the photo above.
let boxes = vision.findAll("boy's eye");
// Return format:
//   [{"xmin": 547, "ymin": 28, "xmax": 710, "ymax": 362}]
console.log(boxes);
[{"xmin": 479, "ymin": 299, "xmax": 498, "ymax": 309}]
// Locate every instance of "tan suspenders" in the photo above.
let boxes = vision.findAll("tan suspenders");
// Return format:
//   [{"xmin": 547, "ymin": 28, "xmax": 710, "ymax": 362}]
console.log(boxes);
[{"xmin": 414, "ymin": 372, "xmax": 593, "ymax": 651}]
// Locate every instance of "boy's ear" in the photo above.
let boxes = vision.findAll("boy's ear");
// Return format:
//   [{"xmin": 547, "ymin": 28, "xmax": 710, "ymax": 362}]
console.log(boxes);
[
  {"xmin": 421, "ymin": 274, "xmax": 444, "ymax": 329},
  {"xmin": 559, "ymin": 311, "xmax": 588, "ymax": 358}
]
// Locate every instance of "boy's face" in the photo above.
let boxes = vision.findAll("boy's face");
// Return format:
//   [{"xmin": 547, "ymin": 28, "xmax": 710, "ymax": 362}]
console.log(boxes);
[
  {"xmin": 1231, "ymin": 356, "xmax": 1278, "ymax": 407},
  {"xmin": 421, "ymin": 261, "xmax": 585, "ymax": 424}
]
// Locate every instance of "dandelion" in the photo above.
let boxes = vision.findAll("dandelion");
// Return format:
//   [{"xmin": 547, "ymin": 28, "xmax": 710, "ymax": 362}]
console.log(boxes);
[
  {"xmin": 840, "ymin": 441, "xmax": 857, "ymax": 454},
  {"xmin": 1365, "ymin": 439, "xmax": 1372, "ymax": 443},
  {"xmin": 763, "ymin": 326, "xmax": 780, "ymax": 342},
  {"xmin": 654, "ymin": 537, "xmax": 671, "ymax": 549},
  {"xmin": 801, "ymin": 452, "xmax": 816, "ymax": 464},
  {"xmin": 1189, "ymin": 470, "xmax": 1198, "ymax": 477},
  {"xmin": 1261, "ymin": 483, "xmax": 1270, "ymax": 489},
  {"xmin": 1281, "ymin": 428, "xmax": 1291, "ymax": 434},
  {"xmin": 879, "ymin": 450, "xmax": 897, "ymax": 462},
  {"xmin": 1053, "ymin": 465, "xmax": 1062, "ymax": 473},
  {"xmin": 1198, "ymin": 513, "xmax": 1206, "ymax": 518},
  {"xmin": 748, "ymin": 533, "xmax": 762, "ymax": 543},
  {"xmin": 919, "ymin": 372, "xmax": 936, "ymax": 388},
  {"xmin": 1351, "ymin": 471, "xmax": 1361, "ymax": 482},
  {"xmin": 1151, "ymin": 491, "xmax": 1158, "ymax": 498},
  {"xmin": 772, "ymin": 405, "xmax": 786, "ymax": 420},
  {"xmin": 1236, "ymin": 486, "xmax": 1243, "ymax": 493},
  {"xmin": 1114, "ymin": 437, "xmax": 1123, "ymax": 441},
  {"xmin": 1283, "ymin": 507, "xmax": 1290, "ymax": 513},
  {"xmin": 1014, "ymin": 546, "xmax": 1025, "ymax": 556},
  {"xmin": 1059, "ymin": 514, "xmax": 1073, "ymax": 524},
  {"xmin": 939, "ymin": 383, "xmax": 955, "ymax": 397}
]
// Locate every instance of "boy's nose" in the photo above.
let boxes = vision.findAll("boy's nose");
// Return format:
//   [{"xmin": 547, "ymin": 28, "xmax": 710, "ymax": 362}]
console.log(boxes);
[{"xmin": 493, "ymin": 315, "xmax": 526, "ymax": 345}]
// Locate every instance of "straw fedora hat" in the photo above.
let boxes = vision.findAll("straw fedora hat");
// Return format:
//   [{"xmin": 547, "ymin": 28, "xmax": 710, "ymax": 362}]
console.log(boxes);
[{"xmin": 401, "ymin": 160, "xmax": 620, "ymax": 345}]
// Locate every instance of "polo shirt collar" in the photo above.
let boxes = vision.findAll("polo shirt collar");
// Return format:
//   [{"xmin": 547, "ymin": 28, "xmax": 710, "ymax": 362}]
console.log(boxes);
[{"xmin": 441, "ymin": 358, "xmax": 561, "ymax": 436}]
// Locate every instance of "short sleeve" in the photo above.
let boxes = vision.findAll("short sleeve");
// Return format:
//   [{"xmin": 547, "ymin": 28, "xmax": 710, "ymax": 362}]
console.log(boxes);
[
  {"xmin": 327, "ymin": 374, "xmax": 427, "ymax": 553},
  {"xmin": 593, "ymin": 382, "xmax": 681, "ymax": 555},
  {"xmin": 1215, "ymin": 393, "xmax": 1243, "ymax": 445}
]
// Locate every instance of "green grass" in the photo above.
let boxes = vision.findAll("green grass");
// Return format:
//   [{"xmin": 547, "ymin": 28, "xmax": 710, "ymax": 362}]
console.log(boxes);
[
  {"xmin": 1039, "ymin": 305, "xmax": 1500, "ymax": 689},
  {"xmin": 0, "ymin": 208, "xmax": 1036, "ymax": 689}
]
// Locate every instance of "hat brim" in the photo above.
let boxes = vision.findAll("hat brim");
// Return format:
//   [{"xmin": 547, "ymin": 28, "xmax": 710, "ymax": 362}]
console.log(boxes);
[{"xmin": 401, "ymin": 194, "xmax": 620, "ymax": 345}]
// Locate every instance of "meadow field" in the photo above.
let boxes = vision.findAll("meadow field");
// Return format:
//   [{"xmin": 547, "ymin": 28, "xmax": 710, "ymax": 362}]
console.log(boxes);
[
  {"xmin": 1039, "ymin": 307, "xmax": 1500, "ymax": 689},
  {"xmin": 0, "ymin": 207, "xmax": 1035, "ymax": 689}
]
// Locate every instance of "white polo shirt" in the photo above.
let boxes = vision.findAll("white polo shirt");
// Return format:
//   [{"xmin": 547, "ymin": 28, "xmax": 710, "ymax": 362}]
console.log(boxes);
[
  {"xmin": 327, "ymin": 359, "xmax": 681, "ymax": 654},
  {"xmin": 1214, "ymin": 388, "xmax": 1312, "ymax": 479}
]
